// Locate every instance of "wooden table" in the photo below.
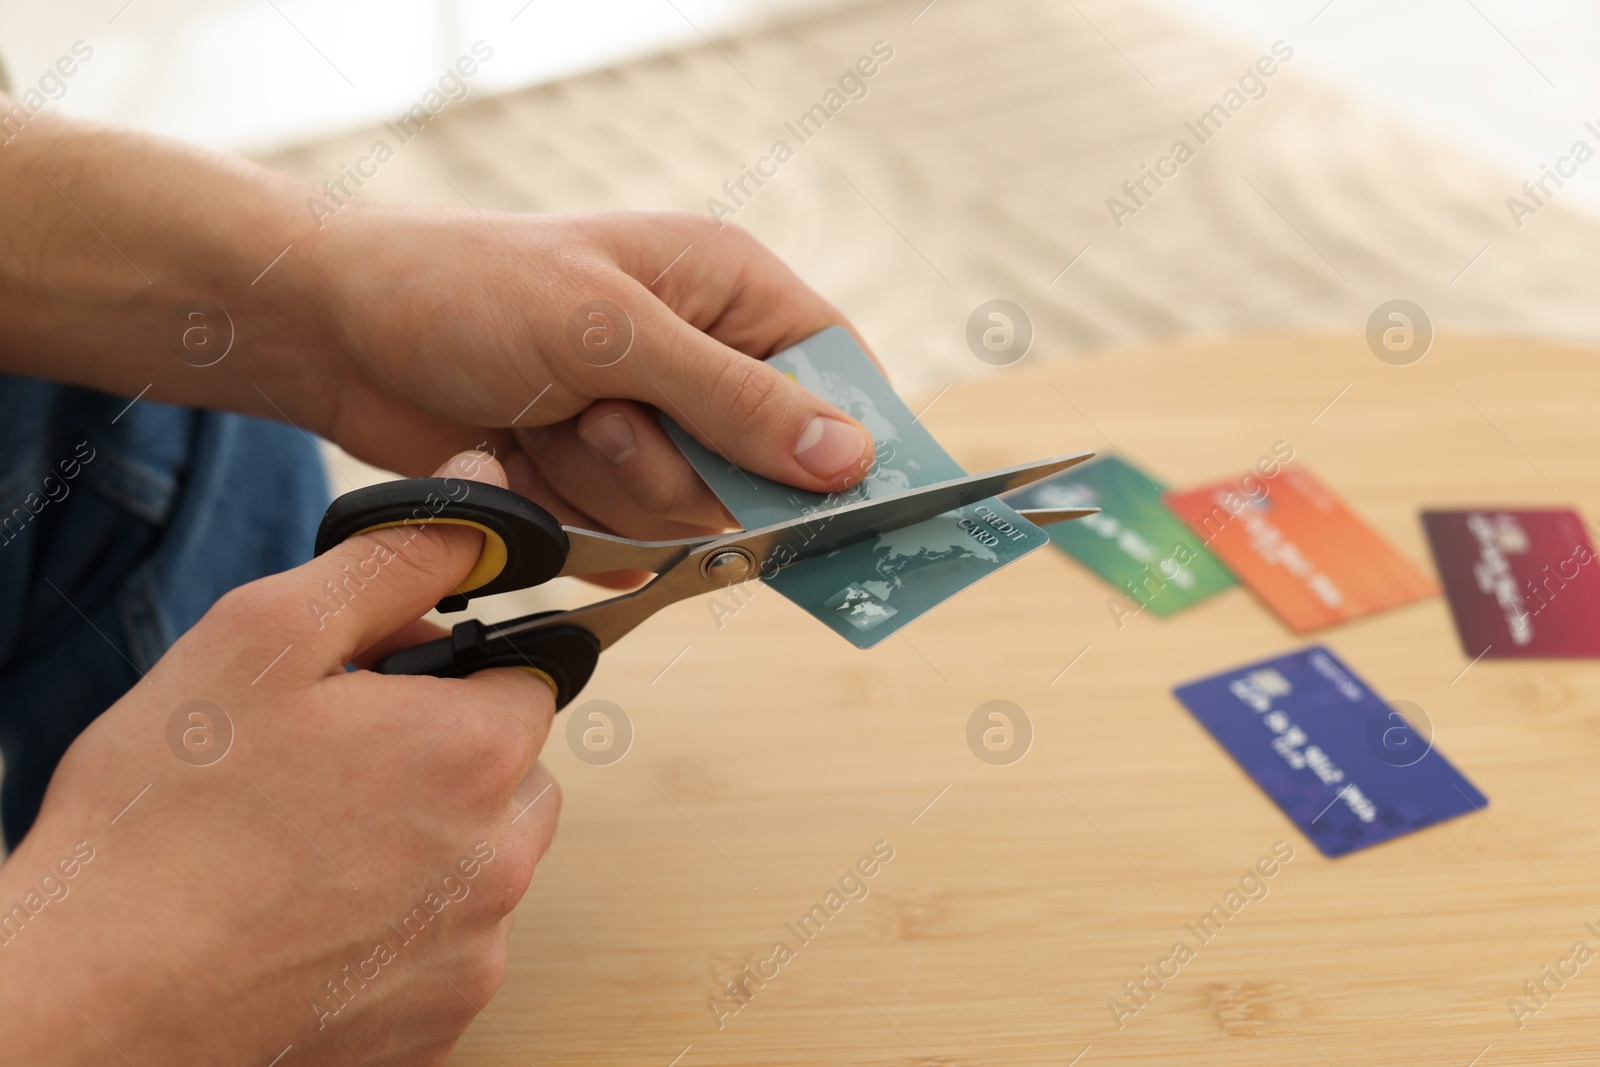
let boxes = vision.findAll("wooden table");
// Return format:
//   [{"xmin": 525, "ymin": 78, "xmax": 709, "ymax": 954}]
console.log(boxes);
[{"xmin": 450, "ymin": 334, "xmax": 1600, "ymax": 1067}]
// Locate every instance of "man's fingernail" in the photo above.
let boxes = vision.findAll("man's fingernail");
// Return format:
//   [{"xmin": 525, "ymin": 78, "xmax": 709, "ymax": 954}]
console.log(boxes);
[
  {"xmin": 579, "ymin": 413, "xmax": 638, "ymax": 465},
  {"xmin": 434, "ymin": 451, "xmax": 479, "ymax": 479},
  {"xmin": 433, "ymin": 450, "xmax": 506, "ymax": 487},
  {"xmin": 793, "ymin": 416, "xmax": 868, "ymax": 478}
]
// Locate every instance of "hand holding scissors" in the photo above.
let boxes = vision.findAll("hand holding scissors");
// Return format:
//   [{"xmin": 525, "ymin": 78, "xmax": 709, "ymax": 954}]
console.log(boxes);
[{"xmin": 315, "ymin": 451, "xmax": 1097, "ymax": 708}]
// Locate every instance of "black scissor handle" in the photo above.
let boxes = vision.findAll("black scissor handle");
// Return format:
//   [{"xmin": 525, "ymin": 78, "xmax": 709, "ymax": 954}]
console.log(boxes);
[
  {"xmin": 314, "ymin": 478, "xmax": 569, "ymax": 612},
  {"xmin": 374, "ymin": 615, "xmax": 601, "ymax": 711}
]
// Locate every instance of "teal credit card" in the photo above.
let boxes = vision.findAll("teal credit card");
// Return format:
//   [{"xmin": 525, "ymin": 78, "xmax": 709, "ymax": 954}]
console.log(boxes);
[
  {"xmin": 662, "ymin": 326, "xmax": 1049, "ymax": 647},
  {"xmin": 1003, "ymin": 455, "xmax": 1235, "ymax": 615}
]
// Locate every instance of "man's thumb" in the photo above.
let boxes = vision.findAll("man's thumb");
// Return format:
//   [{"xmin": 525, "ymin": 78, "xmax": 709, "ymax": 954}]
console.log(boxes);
[{"xmin": 299, "ymin": 450, "xmax": 509, "ymax": 668}]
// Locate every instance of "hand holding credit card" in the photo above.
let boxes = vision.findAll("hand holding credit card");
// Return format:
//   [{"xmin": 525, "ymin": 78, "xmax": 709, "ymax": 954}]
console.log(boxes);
[{"xmin": 664, "ymin": 326, "xmax": 1062, "ymax": 646}]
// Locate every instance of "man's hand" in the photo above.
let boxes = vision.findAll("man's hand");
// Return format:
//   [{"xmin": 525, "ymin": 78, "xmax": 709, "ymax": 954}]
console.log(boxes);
[
  {"xmin": 0, "ymin": 452, "xmax": 557, "ymax": 1066},
  {"xmin": 312, "ymin": 208, "xmax": 877, "ymax": 541}
]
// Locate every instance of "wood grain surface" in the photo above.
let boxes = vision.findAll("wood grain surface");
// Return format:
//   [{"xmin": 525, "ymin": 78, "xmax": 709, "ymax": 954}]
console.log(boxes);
[{"xmin": 449, "ymin": 334, "xmax": 1600, "ymax": 1067}]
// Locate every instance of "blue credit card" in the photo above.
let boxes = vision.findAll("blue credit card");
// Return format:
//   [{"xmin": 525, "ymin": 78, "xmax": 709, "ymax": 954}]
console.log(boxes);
[
  {"xmin": 662, "ymin": 326, "xmax": 1048, "ymax": 648},
  {"xmin": 1172, "ymin": 647, "xmax": 1487, "ymax": 857}
]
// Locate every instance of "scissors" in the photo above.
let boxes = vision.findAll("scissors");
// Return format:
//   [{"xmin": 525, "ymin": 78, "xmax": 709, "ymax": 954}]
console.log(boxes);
[{"xmin": 313, "ymin": 450, "xmax": 1098, "ymax": 709}]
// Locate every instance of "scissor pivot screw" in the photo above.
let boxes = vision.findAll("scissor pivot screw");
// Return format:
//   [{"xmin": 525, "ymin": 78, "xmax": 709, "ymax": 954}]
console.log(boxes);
[{"xmin": 702, "ymin": 547, "xmax": 755, "ymax": 585}]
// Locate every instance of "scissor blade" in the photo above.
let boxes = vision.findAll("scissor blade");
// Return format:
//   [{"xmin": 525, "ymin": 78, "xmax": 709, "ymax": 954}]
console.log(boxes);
[
  {"xmin": 1015, "ymin": 507, "xmax": 1099, "ymax": 525},
  {"xmin": 553, "ymin": 503, "xmax": 1100, "ymax": 581},
  {"xmin": 726, "ymin": 450, "xmax": 1096, "ymax": 572},
  {"xmin": 558, "ymin": 526, "xmax": 701, "ymax": 578},
  {"xmin": 490, "ymin": 450, "xmax": 1097, "ymax": 653}
]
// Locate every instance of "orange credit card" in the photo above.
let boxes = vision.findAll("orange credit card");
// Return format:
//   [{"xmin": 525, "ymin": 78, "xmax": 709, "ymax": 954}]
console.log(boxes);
[{"xmin": 1164, "ymin": 467, "xmax": 1437, "ymax": 632}]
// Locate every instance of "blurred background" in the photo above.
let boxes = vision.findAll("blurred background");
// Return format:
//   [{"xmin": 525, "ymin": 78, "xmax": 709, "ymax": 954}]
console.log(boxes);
[{"xmin": 5, "ymin": 0, "xmax": 1599, "ymax": 399}]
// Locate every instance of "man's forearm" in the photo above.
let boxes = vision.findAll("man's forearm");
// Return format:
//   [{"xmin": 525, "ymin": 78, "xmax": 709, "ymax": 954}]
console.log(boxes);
[{"xmin": 0, "ymin": 99, "xmax": 342, "ymax": 431}]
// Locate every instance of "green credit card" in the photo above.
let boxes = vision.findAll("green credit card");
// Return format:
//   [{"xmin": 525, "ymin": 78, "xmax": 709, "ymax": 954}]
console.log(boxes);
[
  {"xmin": 1003, "ymin": 455, "xmax": 1235, "ymax": 615},
  {"xmin": 662, "ymin": 326, "xmax": 1049, "ymax": 647}
]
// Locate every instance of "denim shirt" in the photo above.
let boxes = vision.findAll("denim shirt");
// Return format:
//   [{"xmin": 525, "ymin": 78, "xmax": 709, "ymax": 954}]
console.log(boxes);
[{"xmin": 0, "ymin": 376, "xmax": 327, "ymax": 845}]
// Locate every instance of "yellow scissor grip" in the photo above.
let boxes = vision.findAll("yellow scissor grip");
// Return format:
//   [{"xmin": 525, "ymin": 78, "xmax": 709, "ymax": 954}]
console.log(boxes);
[
  {"xmin": 354, "ymin": 518, "xmax": 509, "ymax": 594},
  {"xmin": 511, "ymin": 666, "xmax": 561, "ymax": 700},
  {"xmin": 316, "ymin": 477, "xmax": 569, "ymax": 608}
]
